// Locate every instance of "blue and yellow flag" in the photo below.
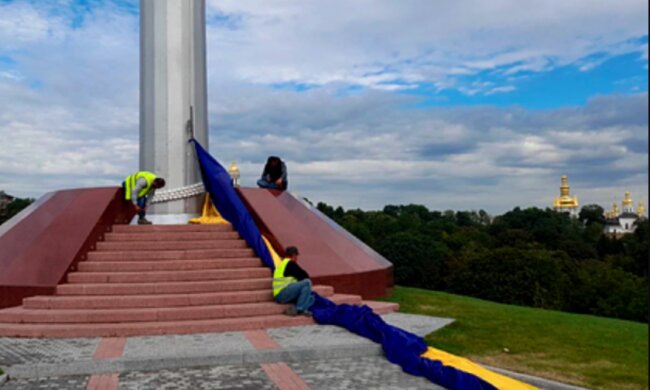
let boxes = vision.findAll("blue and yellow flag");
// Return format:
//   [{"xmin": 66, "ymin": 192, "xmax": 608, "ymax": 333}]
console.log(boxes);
[{"xmin": 192, "ymin": 139, "xmax": 536, "ymax": 389}]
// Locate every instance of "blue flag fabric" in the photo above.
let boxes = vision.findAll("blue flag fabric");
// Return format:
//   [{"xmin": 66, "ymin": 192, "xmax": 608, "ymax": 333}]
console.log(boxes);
[
  {"xmin": 311, "ymin": 295, "xmax": 497, "ymax": 390},
  {"xmin": 191, "ymin": 141, "xmax": 499, "ymax": 389},
  {"xmin": 191, "ymin": 139, "xmax": 275, "ymax": 269}
]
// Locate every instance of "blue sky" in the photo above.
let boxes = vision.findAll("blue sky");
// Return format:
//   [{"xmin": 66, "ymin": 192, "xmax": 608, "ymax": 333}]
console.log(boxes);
[
  {"xmin": 413, "ymin": 47, "xmax": 648, "ymax": 109},
  {"xmin": 0, "ymin": 0, "xmax": 647, "ymax": 214}
]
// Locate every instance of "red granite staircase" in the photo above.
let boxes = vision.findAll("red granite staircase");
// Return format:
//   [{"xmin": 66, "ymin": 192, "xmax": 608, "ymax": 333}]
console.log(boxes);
[{"xmin": 0, "ymin": 224, "xmax": 398, "ymax": 338}]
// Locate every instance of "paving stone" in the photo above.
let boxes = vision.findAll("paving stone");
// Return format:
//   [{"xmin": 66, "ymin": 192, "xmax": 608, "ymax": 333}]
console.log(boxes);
[
  {"xmin": 289, "ymin": 356, "xmax": 444, "ymax": 389},
  {"xmin": 119, "ymin": 365, "xmax": 278, "ymax": 390},
  {"xmin": 266, "ymin": 312, "xmax": 453, "ymax": 350},
  {"xmin": 123, "ymin": 331, "xmax": 254, "ymax": 359},
  {"xmin": 1, "ymin": 375, "xmax": 88, "ymax": 390},
  {"xmin": 0, "ymin": 338, "xmax": 99, "ymax": 366},
  {"xmin": 381, "ymin": 313, "xmax": 454, "ymax": 337},
  {"xmin": 268, "ymin": 324, "xmax": 371, "ymax": 349}
]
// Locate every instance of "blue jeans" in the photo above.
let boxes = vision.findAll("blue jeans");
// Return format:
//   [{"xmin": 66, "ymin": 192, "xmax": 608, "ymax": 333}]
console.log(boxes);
[
  {"xmin": 275, "ymin": 279, "xmax": 314, "ymax": 313},
  {"xmin": 122, "ymin": 182, "xmax": 148, "ymax": 219},
  {"xmin": 257, "ymin": 178, "xmax": 288, "ymax": 190}
]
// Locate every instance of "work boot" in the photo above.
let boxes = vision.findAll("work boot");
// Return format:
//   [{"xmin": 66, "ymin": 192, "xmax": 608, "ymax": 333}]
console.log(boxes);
[
  {"xmin": 300, "ymin": 310, "xmax": 312, "ymax": 317},
  {"xmin": 283, "ymin": 306, "xmax": 298, "ymax": 316},
  {"xmin": 138, "ymin": 218, "xmax": 152, "ymax": 225}
]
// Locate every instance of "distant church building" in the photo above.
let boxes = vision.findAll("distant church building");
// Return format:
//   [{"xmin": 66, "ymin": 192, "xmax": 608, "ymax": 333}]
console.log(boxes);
[
  {"xmin": 603, "ymin": 192, "xmax": 645, "ymax": 236},
  {"xmin": 553, "ymin": 175, "xmax": 579, "ymax": 217}
]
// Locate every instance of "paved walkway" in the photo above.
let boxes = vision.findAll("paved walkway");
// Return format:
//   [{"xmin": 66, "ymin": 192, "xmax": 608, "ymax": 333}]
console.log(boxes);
[{"xmin": 0, "ymin": 313, "xmax": 585, "ymax": 390}]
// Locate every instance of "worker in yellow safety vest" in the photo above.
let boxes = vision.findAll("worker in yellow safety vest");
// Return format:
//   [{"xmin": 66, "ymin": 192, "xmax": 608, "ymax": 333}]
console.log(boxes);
[
  {"xmin": 273, "ymin": 246, "xmax": 314, "ymax": 316},
  {"xmin": 122, "ymin": 171, "xmax": 166, "ymax": 225}
]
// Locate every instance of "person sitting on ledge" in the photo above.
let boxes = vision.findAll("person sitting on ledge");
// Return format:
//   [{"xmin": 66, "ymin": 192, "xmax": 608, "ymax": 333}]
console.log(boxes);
[
  {"xmin": 273, "ymin": 246, "xmax": 314, "ymax": 316},
  {"xmin": 122, "ymin": 171, "xmax": 165, "ymax": 225},
  {"xmin": 257, "ymin": 156, "xmax": 287, "ymax": 190}
]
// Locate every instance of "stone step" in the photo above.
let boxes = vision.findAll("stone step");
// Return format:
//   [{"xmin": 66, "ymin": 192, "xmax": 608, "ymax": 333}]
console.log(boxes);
[
  {"xmin": 0, "ymin": 294, "xmax": 362, "ymax": 324},
  {"xmin": 77, "ymin": 258, "xmax": 263, "ymax": 272},
  {"xmin": 0, "ymin": 302, "xmax": 287, "ymax": 324},
  {"xmin": 57, "ymin": 278, "xmax": 272, "ymax": 295},
  {"xmin": 362, "ymin": 301, "xmax": 399, "ymax": 314},
  {"xmin": 87, "ymin": 248, "xmax": 254, "ymax": 261},
  {"xmin": 23, "ymin": 286, "xmax": 336, "ymax": 310},
  {"xmin": 67, "ymin": 268, "xmax": 272, "ymax": 284},
  {"xmin": 327, "ymin": 293, "xmax": 363, "ymax": 305},
  {"xmin": 95, "ymin": 240, "xmax": 248, "ymax": 252},
  {"xmin": 104, "ymin": 231, "xmax": 240, "ymax": 242},
  {"xmin": 112, "ymin": 224, "xmax": 234, "ymax": 233},
  {"xmin": 0, "ymin": 314, "xmax": 314, "ymax": 338},
  {"xmin": 0, "ymin": 300, "xmax": 397, "ymax": 338}
]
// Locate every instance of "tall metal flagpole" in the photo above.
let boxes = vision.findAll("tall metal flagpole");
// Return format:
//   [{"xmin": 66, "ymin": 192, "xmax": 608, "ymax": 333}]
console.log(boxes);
[{"xmin": 139, "ymin": 0, "xmax": 209, "ymax": 223}]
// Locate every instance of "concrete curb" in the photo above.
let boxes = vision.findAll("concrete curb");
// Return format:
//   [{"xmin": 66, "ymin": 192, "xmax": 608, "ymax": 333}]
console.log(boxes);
[{"xmin": 486, "ymin": 365, "xmax": 590, "ymax": 390}]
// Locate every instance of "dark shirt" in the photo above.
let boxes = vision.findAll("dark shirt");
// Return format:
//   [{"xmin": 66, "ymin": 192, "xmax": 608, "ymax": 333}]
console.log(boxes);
[
  {"xmin": 262, "ymin": 160, "xmax": 287, "ymax": 185},
  {"xmin": 284, "ymin": 260, "xmax": 309, "ymax": 281}
]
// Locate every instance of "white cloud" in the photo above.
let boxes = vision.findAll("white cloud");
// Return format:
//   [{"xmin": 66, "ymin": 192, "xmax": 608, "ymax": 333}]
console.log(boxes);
[
  {"xmin": 486, "ymin": 86, "xmax": 517, "ymax": 95},
  {"xmin": 205, "ymin": 0, "xmax": 648, "ymax": 89},
  {"xmin": 0, "ymin": 0, "xmax": 647, "ymax": 214}
]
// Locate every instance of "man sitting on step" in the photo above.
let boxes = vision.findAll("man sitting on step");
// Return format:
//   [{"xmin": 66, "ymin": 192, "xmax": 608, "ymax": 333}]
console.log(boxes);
[
  {"xmin": 273, "ymin": 246, "xmax": 314, "ymax": 316},
  {"xmin": 122, "ymin": 171, "xmax": 166, "ymax": 225}
]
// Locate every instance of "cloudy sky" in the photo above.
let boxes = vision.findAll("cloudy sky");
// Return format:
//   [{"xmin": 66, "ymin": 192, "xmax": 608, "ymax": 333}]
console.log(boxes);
[{"xmin": 0, "ymin": 0, "xmax": 647, "ymax": 214}]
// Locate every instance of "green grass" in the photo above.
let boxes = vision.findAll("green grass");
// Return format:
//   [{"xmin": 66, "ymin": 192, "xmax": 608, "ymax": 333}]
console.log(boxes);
[{"xmin": 383, "ymin": 286, "xmax": 648, "ymax": 390}]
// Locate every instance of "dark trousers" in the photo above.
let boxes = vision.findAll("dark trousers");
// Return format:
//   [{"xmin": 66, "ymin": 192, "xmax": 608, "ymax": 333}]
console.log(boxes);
[{"xmin": 122, "ymin": 182, "xmax": 148, "ymax": 219}]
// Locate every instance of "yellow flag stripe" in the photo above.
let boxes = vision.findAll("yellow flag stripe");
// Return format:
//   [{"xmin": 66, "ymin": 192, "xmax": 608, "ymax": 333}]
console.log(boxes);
[
  {"xmin": 262, "ymin": 235, "xmax": 283, "ymax": 267},
  {"xmin": 420, "ymin": 347, "xmax": 538, "ymax": 390}
]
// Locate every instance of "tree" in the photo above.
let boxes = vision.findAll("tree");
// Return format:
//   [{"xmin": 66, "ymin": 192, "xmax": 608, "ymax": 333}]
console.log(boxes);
[
  {"xmin": 316, "ymin": 202, "xmax": 335, "ymax": 218},
  {"xmin": 569, "ymin": 261, "xmax": 647, "ymax": 322},
  {"xmin": 378, "ymin": 232, "xmax": 448, "ymax": 290},
  {"xmin": 579, "ymin": 204, "xmax": 606, "ymax": 226},
  {"xmin": 312, "ymin": 200, "xmax": 647, "ymax": 322},
  {"xmin": 0, "ymin": 197, "xmax": 35, "ymax": 225},
  {"xmin": 445, "ymin": 247, "xmax": 570, "ymax": 309}
]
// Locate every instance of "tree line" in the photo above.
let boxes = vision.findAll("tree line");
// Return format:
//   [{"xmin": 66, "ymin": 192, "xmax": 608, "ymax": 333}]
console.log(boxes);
[
  {"xmin": 315, "ymin": 202, "xmax": 648, "ymax": 322},
  {"xmin": 0, "ymin": 196, "xmax": 34, "ymax": 225}
]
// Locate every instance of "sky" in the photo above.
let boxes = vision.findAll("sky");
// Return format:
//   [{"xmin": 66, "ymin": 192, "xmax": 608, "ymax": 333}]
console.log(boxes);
[{"xmin": 0, "ymin": 0, "xmax": 647, "ymax": 215}]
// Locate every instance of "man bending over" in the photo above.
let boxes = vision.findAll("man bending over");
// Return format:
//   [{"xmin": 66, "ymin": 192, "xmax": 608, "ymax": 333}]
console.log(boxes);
[{"xmin": 122, "ymin": 171, "xmax": 165, "ymax": 225}]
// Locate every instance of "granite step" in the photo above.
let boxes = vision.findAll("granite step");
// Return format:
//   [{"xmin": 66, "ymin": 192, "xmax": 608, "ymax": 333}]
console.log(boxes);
[
  {"xmin": 67, "ymin": 268, "xmax": 271, "ymax": 284},
  {"xmin": 104, "ymin": 231, "xmax": 240, "ymax": 241},
  {"xmin": 87, "ymin": 248, "xmax": 254, "ymax": 261},
  {"xmin": 77, "ymin": 258, "xmax": 263, "ymax": 272},
  {"xmin": 0, "ymin": 301, "xmax": 398, "ymax": 338},
  {"xmin": 326, "ymin": 293, "xmax": 363, "ymax": 305},
  {"xmin": 57, "ymin": 278, "xmax": 273, "ymax": 295},
  {"xmin": 0, "ymin": 302, "xmax": 292, "ymax": 324},
  {"xmin": 362, "ymin": 301, "xmax": 399, "ymax": 314},
  {"xmin": 0, "ymin": 220, "xmax": 399, "ymax": 338},
  {"xmin": 0, "ymin": 294, "xmax": 366, "ymax": 324},
  {"xmin": 95, "ymin": 240, "xmax": 248, "ymax": 252},
  {"xmin": 112, "ymin": 224, "xmax": 233, "ymax": 233},
  {"xmin": 23, "ymin": 286, "xmax": 336, "ymax": 310},
  {"xmin": 0, "ymin": 314, "xmax": 314, "ymax": 338}
]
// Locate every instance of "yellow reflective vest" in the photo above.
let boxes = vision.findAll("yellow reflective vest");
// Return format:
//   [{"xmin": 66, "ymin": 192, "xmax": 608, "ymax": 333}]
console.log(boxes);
[
  {"xmin": 124, "ymin": 171, "xmax": 157, "ymax": 201},
  {"xmin": 273, "ymin": 259, "xmax": 297, "ymax": 297}
]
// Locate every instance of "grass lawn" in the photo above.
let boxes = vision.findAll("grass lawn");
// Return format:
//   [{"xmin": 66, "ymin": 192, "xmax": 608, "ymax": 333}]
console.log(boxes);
[{"xmin": 384, "ymin": 286, "xmax": 648, "ymax": 390}]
